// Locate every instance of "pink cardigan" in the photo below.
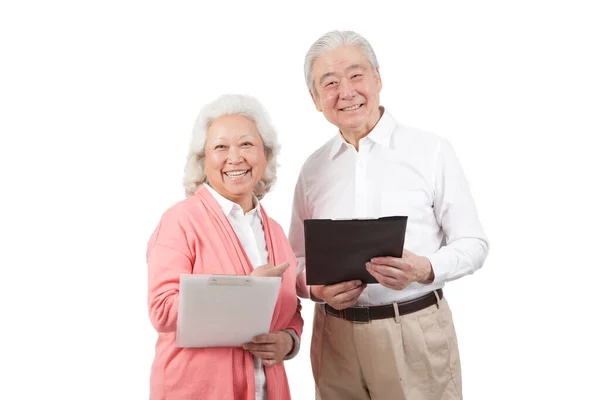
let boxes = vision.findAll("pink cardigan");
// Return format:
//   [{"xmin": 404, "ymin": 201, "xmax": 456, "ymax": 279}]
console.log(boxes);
[{"xmin": 147, "ymin": 185, "xmax": 303, "ymax": 400}]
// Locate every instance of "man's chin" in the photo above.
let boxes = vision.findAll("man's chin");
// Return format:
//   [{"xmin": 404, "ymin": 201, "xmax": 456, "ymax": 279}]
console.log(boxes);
[{"xmin": 338, "ymin": 120, "xmax": 367, "ymax": 130}]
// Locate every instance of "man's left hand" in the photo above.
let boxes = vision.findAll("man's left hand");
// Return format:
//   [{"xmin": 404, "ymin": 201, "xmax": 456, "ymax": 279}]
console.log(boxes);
[
  {"xmin": 242, "ymin": 331, "xmax": 294, "ymax": 367},
  {"xmin": 366, "ymin": 249, "xmax": 434, "ymax": 290}
]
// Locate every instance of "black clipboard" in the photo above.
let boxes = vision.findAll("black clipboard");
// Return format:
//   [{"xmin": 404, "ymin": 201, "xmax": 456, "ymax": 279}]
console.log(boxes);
[{"xmin": 304, "ymin": 216, "xmax": 408, "ymax": 285}]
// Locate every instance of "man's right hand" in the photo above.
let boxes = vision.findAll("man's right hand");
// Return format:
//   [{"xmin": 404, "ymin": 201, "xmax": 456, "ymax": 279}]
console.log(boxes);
[{"xmin": 311, "ymin": 281, "xmax": 366, "ymax": 310}]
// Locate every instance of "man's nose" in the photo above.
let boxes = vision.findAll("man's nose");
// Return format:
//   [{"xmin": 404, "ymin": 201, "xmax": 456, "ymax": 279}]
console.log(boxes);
[{"xmin": 339, "ymin": 79, "xmax": 356, "ymax": 99}]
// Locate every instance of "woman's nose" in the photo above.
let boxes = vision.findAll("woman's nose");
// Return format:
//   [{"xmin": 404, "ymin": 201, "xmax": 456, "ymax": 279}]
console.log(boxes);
[{"xmin": 227, "ymin": 148, "xmax": 243, "ymax": 163}]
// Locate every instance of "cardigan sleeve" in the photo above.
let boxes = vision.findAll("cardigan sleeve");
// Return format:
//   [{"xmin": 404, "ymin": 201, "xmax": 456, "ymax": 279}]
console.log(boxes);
[
  {"xmin": 283, "ymin": 298, "xmax": 303, "ymax": 359},
  {"xmin": 285, "ymin": 297, "xmax": 303, "ymax": 338},
  {"xmin": 147, "ymin": 208, "xmax": 194, "ymax": 333}
]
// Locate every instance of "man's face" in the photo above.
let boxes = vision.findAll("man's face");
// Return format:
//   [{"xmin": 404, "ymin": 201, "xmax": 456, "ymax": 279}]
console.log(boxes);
[{"xmin": 310, "ymin": 45, "xmax": 382, "ymax": 135}]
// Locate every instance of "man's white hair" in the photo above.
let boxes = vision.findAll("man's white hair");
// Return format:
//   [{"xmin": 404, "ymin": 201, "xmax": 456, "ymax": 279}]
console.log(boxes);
[
  {"xmin": 183, "ymin": 94, "xmax": 280, "ymax": 199},
  {"xmin": 304, "ymin": 30, "xmax": 380, "ymax": 97}
]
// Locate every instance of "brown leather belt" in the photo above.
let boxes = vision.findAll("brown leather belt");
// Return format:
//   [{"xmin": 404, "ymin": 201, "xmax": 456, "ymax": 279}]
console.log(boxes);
[{"xmin": 323, "ymin": 289, "xmax": 443, "ymax": 323}]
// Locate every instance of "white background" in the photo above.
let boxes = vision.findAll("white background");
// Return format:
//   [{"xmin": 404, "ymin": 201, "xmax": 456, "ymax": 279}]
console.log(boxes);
[{"xmin": 1, "ymin": 1, "xmax": 599, "ymax": 399}]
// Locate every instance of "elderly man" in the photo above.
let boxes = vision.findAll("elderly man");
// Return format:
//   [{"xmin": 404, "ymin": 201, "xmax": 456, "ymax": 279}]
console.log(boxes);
[{"xmin": 290, "ymin": 31, "xmax": 489, "ymax": 400}]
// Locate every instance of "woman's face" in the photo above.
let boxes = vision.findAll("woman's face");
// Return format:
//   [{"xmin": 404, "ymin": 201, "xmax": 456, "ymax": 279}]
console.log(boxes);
[{"xmin": 203, "ymin": 114, "xmax": 267, "ymax": 211}]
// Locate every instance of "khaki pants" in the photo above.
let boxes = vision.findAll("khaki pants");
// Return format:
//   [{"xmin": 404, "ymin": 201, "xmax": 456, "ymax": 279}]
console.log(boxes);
[{"xmin": 310, "ymin": 297, "xmax": 462, "ymax": 400}]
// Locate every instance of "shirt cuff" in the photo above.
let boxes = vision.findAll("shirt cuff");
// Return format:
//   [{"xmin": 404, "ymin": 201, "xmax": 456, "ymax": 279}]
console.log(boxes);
[
  {"xmin": 307, "ymin": 285, "xmax": 327, "ymax": 304},
  {"xmin": 282, "ymin": 329, "xmax": 300, "ymax": 360},
  {"xmin": 296, "ymin": 271, "xmax": 311, "ymax": 299},
  {"xmin": 426, "ymin": 251, "xmax": 453, "ymax": 285}
]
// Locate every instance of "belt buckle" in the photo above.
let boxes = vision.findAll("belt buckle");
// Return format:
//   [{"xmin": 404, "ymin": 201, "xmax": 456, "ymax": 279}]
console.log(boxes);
[{"xmin": 347, "ymin": 306, "xmax": 370, "ymax": 323}]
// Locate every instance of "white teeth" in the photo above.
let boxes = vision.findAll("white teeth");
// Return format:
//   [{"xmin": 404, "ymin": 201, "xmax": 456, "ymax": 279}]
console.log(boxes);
[
  {"xmin": 224, "ymin": 170, "xmax": 248, "ymax": 178},
  {"xmin": 342, "ymin": 104, "xmax": 361, "ymax": 111}
]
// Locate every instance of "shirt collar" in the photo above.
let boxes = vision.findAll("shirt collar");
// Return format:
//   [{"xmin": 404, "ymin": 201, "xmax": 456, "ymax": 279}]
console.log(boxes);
[
  {"xmin": 328, "ymin": 133, "xmax": 348, "ymax": 160},
  {"xmin": 204, "ymin": 183, "xmax": 262, "ymax": 221},
  {"xmin": 328, "ymin": 107, "xmax": 395, "ymax": 160}
]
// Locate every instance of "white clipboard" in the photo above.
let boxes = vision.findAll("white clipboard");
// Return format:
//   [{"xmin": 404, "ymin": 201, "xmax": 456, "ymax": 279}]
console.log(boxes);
[{"xmin": 176, "ymin": 274, "xmax": 282, "ymax": 348}]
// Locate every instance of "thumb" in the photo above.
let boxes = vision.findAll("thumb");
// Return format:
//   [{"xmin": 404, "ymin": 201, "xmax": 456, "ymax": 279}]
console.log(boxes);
[
  {"xmin": 262, "ymin": 359, "xmax": 277, "ymax": 367},
  {"xmin": 402, "ymin": 249, "xmax": 415, "ymax": 257},
  {"xmin": 271, "ymin": 261, "xmax": 290, "ymax": 276}
]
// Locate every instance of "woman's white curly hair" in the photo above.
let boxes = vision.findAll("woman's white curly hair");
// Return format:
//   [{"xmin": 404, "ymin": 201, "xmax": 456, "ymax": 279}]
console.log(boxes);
[{"xmin": 183, "ymin": 94, "xmax": 280, "ymax": 199}]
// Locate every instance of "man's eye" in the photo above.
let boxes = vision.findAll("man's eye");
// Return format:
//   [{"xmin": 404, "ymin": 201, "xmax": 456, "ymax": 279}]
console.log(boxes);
[
  {"xmin": 241, "ymin": 142, "xmax": 253, "ymax": 147},
  {"xmin": 325, "ymin": 81, "xmax": 337, "ymax": 87},
  {"xmin": 215, "ymin": 144, "xmax": 226, "ymax": 150},
  {"xmin": 351, "ymin": 74, "xmax": 363, "ymax": 79}
]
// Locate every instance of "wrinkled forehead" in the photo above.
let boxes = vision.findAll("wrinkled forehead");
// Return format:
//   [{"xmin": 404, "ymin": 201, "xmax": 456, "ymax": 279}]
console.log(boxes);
[
  {"xmin": 312, "ymin": 45, "xmax": 372, "ymax": 77},
  {"xmin": 206, "ymin": 115, "xmax": 261, "ymax": 140}
]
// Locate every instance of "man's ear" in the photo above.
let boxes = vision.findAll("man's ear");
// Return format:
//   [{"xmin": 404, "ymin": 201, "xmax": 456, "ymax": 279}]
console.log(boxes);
[
  {"xmin": 375, "ymin": 67, "xmax": 383, "ymax": 91},
  {"xmin": 310, "ymin": 90, "xmax": 322, "ymax": 112}
]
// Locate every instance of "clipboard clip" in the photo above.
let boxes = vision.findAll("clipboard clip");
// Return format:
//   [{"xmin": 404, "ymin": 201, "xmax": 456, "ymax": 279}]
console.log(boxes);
[{"xmin": 208, "ymin": 275, "xmax": 253, "ymax": 286}]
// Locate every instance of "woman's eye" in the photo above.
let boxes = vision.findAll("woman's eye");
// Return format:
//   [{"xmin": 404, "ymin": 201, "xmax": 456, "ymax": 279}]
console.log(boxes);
[
  {"xmin": 241, "ymin": 142, "xmax": 253, "ymax": 147},
  {"xmin": 215, "ymin": 144, "xmax": 226, "ymax": 150}
]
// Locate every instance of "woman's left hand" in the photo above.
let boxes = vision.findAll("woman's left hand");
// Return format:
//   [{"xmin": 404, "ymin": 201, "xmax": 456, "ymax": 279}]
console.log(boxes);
[{"xmin": 242, "ymin": 331, "xmax": 294, "ymax": 367}]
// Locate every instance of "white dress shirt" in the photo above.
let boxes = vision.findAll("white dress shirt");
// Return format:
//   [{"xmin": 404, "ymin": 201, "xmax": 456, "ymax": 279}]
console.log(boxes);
[
  {"xmin": 290, "ymin": 108, "xmax": 489, "ymax": 306},
  {"xmin": 205, "ymin": 185, "xmax": 269, "ymax": 400}
]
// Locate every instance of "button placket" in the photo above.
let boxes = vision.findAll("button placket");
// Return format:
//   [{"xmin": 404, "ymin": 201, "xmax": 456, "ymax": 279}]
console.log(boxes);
[{"xmin": 355, "ymin": 146, "xmax": 369, "ymax": 217}]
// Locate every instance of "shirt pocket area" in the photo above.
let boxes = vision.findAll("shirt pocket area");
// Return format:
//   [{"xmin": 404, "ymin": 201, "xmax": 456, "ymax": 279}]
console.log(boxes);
[{"xmin": 380, "ymin": 189, "xmax": 431, "ymax": 222}]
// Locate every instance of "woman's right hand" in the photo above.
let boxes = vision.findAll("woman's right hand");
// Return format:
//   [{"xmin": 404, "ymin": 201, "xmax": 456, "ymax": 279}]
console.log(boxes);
[{"xmin": 250, "ymin": 262, "xmax": 290, "ymax": 278}]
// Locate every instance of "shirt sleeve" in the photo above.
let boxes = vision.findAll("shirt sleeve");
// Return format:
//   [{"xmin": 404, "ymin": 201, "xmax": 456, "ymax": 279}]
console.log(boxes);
[
  {"xmin": 146, "ymin": 210, "xmax": 194, "ymax": 333},
  {"xmin": 289, "ymin": 171, "xmax": 312, "ymax": 299},
  {"xmin": 426, "ymin": 139, "xmax": 489, "ymax": 283}
]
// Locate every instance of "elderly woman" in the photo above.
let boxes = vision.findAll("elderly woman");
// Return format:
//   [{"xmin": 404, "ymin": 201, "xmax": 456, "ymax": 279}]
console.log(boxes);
[{"xmin": 147, "ymin": 94, "xmax": 303, "ymax": 400}]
